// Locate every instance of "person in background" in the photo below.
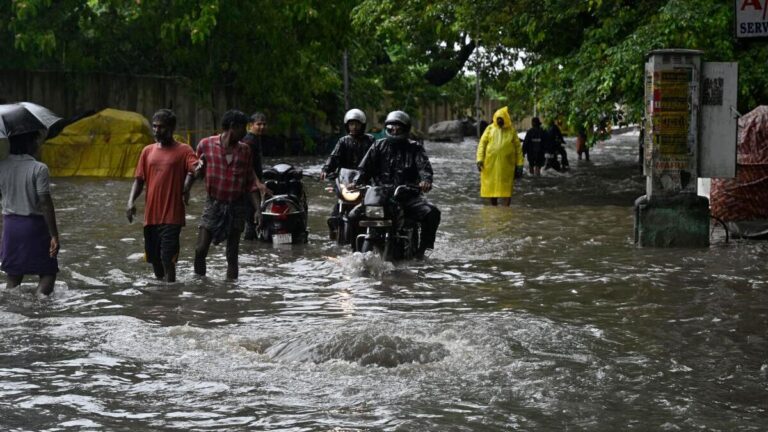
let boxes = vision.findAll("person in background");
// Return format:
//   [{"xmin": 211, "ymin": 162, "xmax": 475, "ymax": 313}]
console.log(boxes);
[
  {"xmin": 522, "ymin": 116, "xmax": 549, "ymax": 177},
  {"xmin": 476, "ymin": 106, "xmax": 524, "ymax": 206},
  {"xmin": 576, "ymin": 127, "xmax": 590, "ymax": 161},
  {"xmin": 319, "ymin": 108, "xmax": 374, "ymax": 239},
  {"xmin": 192, "ymin": 110, "xmax": 261, "ymax": 280},
  {"xmin": 0, "ymin": 131, "xmax": 60, "ymax": 296},
  {"xmin": 126, "ymin": 109, "xmax": 198, "ymax": 282},
  {"xmin": 546, "ymin": 118, "xmax": 569, "ymax": 170},
  {"xmin": 241, "ymin": 111, "xmax": 272, "ymax": 240}
]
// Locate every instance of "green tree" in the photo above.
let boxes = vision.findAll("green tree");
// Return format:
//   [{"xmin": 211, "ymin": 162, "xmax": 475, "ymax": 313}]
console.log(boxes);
[{"xmin": 4, "ymin": 0, "xmax": 767, "ymax": 141}]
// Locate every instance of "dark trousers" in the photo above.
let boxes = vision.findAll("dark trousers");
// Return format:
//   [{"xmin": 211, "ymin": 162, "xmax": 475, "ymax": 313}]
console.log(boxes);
[
  {"xmin": 557, "ymin": 145, "xmax": 569, "ymax": 167},
  {"xmin": 402, "ymin": 197, "xmax": 441, "ymax": 250},
  {"xmin": 243, "ymin": 193, "xmax": 262, "ymax": 239}
]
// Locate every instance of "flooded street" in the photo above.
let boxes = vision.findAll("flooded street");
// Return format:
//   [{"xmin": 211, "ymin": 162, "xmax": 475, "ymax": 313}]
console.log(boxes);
[{"xmin": 1, "ymin": 135, "xmax": 767, "ymax": 431}]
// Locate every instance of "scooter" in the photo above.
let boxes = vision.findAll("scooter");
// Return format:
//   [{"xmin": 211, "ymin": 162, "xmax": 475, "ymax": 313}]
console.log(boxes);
[
  {"xmin": 257, "ymin": 163, "xmax": 308, "ymax": 245},
  {"xmin": 544, "ymin": 152, "xmax": 563, "ymax": 172},
  {"xmin": 326, "ymin": 168, "xmax": 365, "ymax": 247},
  {"xmin": 544, "ymin": 143, "xmax": 569, "ymax": 172},
  {"xmin": 352, "ymin": 184, "xmax": 421, "ymax": 261}
]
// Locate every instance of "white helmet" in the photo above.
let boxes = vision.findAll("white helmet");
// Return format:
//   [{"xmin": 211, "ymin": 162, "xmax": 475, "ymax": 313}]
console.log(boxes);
[
  {"xmin": 384, "ymin": 110, "xmax": 411, "ymax": 139},
  {"xmin": 343, "ymin": 108, "xmax": 367, "ymax": 128}
]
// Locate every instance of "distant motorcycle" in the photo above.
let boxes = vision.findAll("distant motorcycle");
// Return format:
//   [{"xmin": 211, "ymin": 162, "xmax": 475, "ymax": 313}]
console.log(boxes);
[
  {"xmin": 326, "ymin": 168, "xmax": 365, "ymax": 247},
  {"xmin": 544, "ymin": 145, "xmax": 569, "ymax": 172},
  {"xmin": 257, "ymin": 163, "xmax": 308, "ymax": 244},
  {"xmin": 352, "ymin": 184, "xmax": 422, "ymax": 261},
  {"xmin": 544, "ymin": 152, "xmax": 564, "ymax": 172}
]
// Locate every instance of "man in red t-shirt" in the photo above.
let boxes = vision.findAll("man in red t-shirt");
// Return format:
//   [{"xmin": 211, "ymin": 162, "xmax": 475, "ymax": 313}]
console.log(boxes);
[{"xmin": 126, "ymin": 109, "xmax": 198, "ymax": 282}]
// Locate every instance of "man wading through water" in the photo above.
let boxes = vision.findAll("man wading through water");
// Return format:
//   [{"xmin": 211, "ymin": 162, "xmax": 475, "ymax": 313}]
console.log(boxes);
[
  {"xmin": 126, "ymin": 109, "xmax": 198, "ymax": 283},
  {"xmin": 192, "ymin": 110, "xmax": 265, "ymax": 279}
]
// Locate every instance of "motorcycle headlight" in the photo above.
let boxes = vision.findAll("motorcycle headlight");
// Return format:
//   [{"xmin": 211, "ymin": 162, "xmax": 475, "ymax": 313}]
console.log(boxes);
[
  {"xmin": 365, "ymin": 206, "xmax": 385, "ymax": 218},
  {"xmin": 340, "ymin": 185, "xmax": 361, "ymax": 201}
]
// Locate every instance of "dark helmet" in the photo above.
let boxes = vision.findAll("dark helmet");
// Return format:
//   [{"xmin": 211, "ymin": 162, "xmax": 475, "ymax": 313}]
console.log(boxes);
[
  {"xmin": 343, "ymin": 108, "xmax": 367, "ymax": 132},
  {"xmin": 532, "ymin": 116, "xmax": 541, "ymax": 127},
  {"xmin": 384, "ymin": 110, "xmax": 411, "ymax": 139}
]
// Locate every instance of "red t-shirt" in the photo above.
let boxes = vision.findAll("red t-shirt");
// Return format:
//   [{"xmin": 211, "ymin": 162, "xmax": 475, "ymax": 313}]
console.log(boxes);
[{"xmin": 134, "ymin": 141, "xmax": 198, "ymax": 226}]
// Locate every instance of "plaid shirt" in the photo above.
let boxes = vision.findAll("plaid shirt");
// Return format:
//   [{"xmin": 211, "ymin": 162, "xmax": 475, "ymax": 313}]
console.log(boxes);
[{"xmin": 196, "ymin": 134, "xmax": 256, "ymax": 202}]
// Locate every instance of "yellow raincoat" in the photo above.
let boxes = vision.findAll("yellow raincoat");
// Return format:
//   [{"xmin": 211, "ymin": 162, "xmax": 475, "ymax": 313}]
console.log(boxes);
[{"xmin": 476, "ymin": 107, "xmax": 523, "ymax": 198}]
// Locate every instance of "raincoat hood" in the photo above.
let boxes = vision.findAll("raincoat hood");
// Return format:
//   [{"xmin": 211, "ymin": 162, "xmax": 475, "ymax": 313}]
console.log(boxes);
[{"xmin": 492, "ymin": 107, "xmax": 513, "ymax": 130}]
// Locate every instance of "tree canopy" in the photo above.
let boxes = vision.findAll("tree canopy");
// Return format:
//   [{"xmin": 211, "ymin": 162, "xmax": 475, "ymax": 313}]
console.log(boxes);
[{"xmin": 3, "ymin": 0, "xmax": 766, "ymax": 136}]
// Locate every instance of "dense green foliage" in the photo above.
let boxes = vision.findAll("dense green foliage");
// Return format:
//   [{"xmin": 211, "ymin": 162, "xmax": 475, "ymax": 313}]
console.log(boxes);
[
  {"xmin": 3, "ymin": 0, "xmax": 766, "ymax": 137},
  {"xmin": 355, "ymin": 0, "xmax": 768, "ymax": 135}
]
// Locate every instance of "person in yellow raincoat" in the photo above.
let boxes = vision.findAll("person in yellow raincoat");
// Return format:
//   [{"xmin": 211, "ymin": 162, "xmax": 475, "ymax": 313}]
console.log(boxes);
[{"xmin": 476, "ymin": 106, "xmax": 524, "ymax": 206}]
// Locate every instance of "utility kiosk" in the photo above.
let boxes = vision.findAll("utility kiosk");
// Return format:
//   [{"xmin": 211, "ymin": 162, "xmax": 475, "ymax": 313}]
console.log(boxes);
[{"xmin": 634, "ymin": 49, "xmax": 738, "ymax": 247}]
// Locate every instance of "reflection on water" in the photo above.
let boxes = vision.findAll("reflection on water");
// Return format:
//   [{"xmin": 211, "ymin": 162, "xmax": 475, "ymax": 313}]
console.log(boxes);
[{"xmin": 1, "ymin": 135, "xmax": 767, "ymax": 430}]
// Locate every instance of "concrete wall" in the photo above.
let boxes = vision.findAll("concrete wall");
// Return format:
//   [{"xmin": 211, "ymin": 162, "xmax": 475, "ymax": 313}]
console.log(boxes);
[
  {"xmin": 0, "ymin": 69, "xmax": 231, "ymax": 147},
  {"xmin": 1, "ymin": 69, "xmax": 522, "ymax": 145}
]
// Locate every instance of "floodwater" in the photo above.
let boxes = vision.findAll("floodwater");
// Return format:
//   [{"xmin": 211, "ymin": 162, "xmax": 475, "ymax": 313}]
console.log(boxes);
[{"xmin": 1, "ymin": 135, "xmax": 766, "ymax": 431}]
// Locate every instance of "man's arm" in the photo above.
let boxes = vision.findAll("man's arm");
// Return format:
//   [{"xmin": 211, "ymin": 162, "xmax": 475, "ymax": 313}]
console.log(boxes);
[
  {"xmin": 38, "ymin": 193, "xmax": 60, "ymax": 257},
  {"xmin": 250, "ymin": 167, "xmax": 272, "ymax": 197},
  {"xmin": 252, "ymin": 141, "xmax": 264, "ymax": 181},
  {"xmin": 415, "ymin": 146, "xmax": 434, "ymax": 193},
  {"xmin": 182, "ymin": 147, "xmax": 200, "ymax": 204},
  {"xmin": 126, "ymin": 178, "xmax": 145, "ymax": 223},
  {"xmin": 354, "ymin": 144, "xmax": 376, "ymax": 186},
  {"xmin": 183, "ymin": 173, "xmax": 195, "ymax": 205},
  {"xmin": 320, "ymin": 139, "xmax": 344, "ymax": 180}
]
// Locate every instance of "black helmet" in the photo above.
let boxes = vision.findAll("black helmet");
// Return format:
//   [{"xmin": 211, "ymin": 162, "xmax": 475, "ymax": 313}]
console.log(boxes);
[
  {"xmin": 343, "ymin": 108, "xmax": 367, "ymax": 133},
  {"xmin": 384, "ymin": 110, "xmax": 411, "ymax": 139}
]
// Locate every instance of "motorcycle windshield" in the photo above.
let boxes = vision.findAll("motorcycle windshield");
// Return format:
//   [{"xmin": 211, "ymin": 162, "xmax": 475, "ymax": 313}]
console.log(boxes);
[
  {"xmin": 363, "ymin": 186, "xmax": 391, "ymax": 206},
  {"xmin": 337, "ymin": 168, "xmax": 359, "ymax": 184}
]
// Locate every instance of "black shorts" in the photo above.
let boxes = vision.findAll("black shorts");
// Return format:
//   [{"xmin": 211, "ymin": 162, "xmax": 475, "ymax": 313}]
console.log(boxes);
[
  {"xmin": 528, "ymin": 153, "xmax": 545, "ymax": 168},
  {"xmin": 143, "ymin": 224, "xmax": 182, "ymax": 265}
]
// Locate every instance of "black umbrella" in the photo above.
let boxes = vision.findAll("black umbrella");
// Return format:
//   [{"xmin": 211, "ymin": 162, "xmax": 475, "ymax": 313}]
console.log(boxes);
[{"xmin": 0, "ymin": 102, "xmax": 63, "ymax": 140}]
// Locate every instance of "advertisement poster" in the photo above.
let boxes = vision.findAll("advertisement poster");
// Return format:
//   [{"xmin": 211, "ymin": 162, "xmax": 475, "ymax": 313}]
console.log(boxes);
[{"xmin": 650, "ymin": 69, "xmax": 692, "ymax": 172}]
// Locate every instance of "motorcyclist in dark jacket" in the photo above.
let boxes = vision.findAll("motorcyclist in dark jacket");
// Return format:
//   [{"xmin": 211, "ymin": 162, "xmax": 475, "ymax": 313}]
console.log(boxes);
[
  {"xmin": 320, "ymin": 109, "xmax": 375, "ymax": 239},
  {"xmin": 320, "ymin": 109, "xmax": 374, "ymax": 180},
  {"xmin": 354, "ymin": 110, "xmax": 440, "ymax": 258}
]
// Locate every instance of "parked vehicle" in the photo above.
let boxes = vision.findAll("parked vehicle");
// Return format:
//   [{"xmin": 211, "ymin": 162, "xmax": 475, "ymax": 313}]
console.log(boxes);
[
  {"xmin": 352, "ymin": 184, "xmax": 422, "ymax": 261},
  {"xmin": 326, "ymin": 168, "xmax": 365, "ymax": 247},
  {"xmin": 257, "ymin": 163, "xmax": 308, "ymax": 244}
]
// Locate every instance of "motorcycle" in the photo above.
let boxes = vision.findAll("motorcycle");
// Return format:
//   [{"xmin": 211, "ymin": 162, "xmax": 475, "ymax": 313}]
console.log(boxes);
[
  {"xmin": 544, "ymin": 152, "xmax": 563, "ymax": 172},
  {"xmin": 544, "ymin": 143, "xmax": 569, "ymax": 172},
  {"xmin": 326, "ymin": 168, "xmax": 365, "ymax": 247},
  {"xmin": 351, "ymin": 184, "xmax": 422, "ymax": 261},
  {"xmin": 257, "ymin": 163, "xmax": 308, "ymax": 245}
]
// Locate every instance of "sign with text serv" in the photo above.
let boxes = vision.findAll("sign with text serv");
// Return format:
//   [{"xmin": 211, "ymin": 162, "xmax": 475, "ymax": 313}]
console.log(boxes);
[{"xmin": 736, "ymin": 0, "xmax": 768, "ymax": 38}]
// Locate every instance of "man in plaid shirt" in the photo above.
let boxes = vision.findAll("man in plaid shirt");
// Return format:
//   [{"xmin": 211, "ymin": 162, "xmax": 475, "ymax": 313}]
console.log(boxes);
[{"xmin": 193, "ymin": 110, "xmax": 267, "ymax": 279}]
